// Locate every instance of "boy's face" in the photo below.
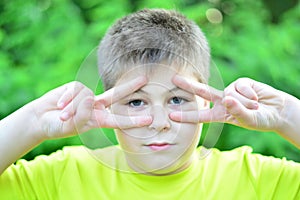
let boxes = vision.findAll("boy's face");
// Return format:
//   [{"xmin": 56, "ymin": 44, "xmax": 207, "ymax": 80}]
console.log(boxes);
[{"xmin": 111, "ymin": 64, "xmax": 207, "ymax": 175}]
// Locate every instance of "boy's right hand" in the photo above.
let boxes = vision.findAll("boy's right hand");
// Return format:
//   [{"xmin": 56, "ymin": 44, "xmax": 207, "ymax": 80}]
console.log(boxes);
[{"xmin": 31, "ymin": 77, "xmax": 152, "ymax": 140}]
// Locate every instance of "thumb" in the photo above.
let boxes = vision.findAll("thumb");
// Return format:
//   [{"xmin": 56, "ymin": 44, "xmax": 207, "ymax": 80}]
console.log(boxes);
[
  {"xmin": 223, "ymin": 96, "xmax": 255, "ymax": 126},
  {"xmin": 74, "ymin": 96, "xmax": 95, "ymax": 129}
]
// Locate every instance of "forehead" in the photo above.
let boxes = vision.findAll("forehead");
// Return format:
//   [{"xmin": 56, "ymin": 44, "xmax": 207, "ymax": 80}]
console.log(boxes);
[{"xmin": 115, "ymin": 63, "xmax": 195, "ymax": 87}]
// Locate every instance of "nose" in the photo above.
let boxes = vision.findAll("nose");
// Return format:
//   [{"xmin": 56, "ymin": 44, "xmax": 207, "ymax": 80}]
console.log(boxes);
[{"xmin": 149, "ymin": 105, "xmax": 171, "ymax": 132}]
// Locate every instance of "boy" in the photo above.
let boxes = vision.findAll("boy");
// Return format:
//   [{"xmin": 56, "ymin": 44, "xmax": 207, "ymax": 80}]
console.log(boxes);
[{"xmin": 0, "ymin": 9, "xmax": 300, "ymax": 199}]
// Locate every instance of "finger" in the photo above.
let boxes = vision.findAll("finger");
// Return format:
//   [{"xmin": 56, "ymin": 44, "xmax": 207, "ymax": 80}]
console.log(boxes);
[
  {"xmin": 60, "ymin": 87, "xmax": 94, "ymax": 121},
  {"xmin": 169, "ymin": 109, "xmax": 223, "ymax": 123},
  {"xmin": 60, "ymin": 96, "xmax": 95, "ymax": 135},
  {"xmin": 72, "ymin": 96, "xmax": 95, "ymax": 129},
  {"xmin": 94, "ymin": 112, "xmax": 152, "ymax": 129},
  {"xmin": 224, "ymin": 86, "xmax": 258, "ymax": 110},
  {"xmin": 172, "ymin": 75, "xmax": 223, "ymax": 102},
  {"xmin": 57, "ymin": 81, "xmax": 85, "ymax": 109},
  {"xmin": 223, "ymin": 96, "xmax": 255, "ymax": 125},
  {"xmin": 95, "ymin": 76, "xmax": 147, "ymax": 107},
  {"xmin": 235, "ymin": 78, "xmax": 258, "ymax": 101}
]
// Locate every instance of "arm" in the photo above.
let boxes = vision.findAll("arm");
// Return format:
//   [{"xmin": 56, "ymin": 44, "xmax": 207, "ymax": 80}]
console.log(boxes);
[
  {"xmin": 170, "ymin": 76, "xmax": 300, "ymax": 148},
  {"xmin": 0, "ymin": 77, "xmax": 152, "ymax": 174},
  {"xmin": 0, "ymin": 101, "xmax": 43, "ymax": 175},
  {"xmin": 275, "ymin": 91, "xmax": 300, "ymax": 146}
]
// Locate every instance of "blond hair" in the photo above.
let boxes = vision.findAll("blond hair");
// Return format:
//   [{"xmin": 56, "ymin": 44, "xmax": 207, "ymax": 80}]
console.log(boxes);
[{"xmin": 98, "ymin": 8, "xmax": 210, "ymax": 90}]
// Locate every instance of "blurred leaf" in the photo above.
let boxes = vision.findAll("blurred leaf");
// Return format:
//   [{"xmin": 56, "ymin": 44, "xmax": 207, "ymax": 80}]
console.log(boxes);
[{"xmin": 1, "ymin": 0, "xmax": 299, "ymax": 161}]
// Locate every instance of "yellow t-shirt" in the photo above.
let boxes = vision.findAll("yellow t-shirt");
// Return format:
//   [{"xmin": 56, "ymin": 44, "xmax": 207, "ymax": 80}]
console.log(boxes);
[{"xmin": 0, "ymin": 145, "xmax": 299, "ymax": 199}]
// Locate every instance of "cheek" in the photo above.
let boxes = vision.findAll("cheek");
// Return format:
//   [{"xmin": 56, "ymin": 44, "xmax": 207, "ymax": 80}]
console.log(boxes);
[
  {"xmin": 182, "ymin": 102, "xmax": 198, "ymax": 111},
  {"xmin": 110, "ymin": 104, "xmax": 126, "ymax": 115},
  {"xmin": 111, "ymin": 104, "xmax": 150, "ymax": 117},
  {"xmin": 170, "ymin": 103, "xmax": 198, "ymax": 115},
  {"xmin": 179, "ymin": 123, "xmax": 201, "ymax": 138},
  {"xmin": 172, "ymin": 121, "xmax": 202, "ymax": 137},
  {"xmin": 171, "ymin": 121, "xmax": 201, "ymax": 145},
  {"xmin": 115, "ymin": 126, "xmax": 153, "ymax": 147},
  {"xmin": 115, "ymin": 129, "xmax": 141, "ymax": 151}
]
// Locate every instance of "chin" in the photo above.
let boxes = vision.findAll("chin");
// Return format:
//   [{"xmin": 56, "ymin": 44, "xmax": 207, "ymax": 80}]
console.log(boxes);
[{"xmin": 125, "ymin": 152, "xmax": 192, "ymax": 176}]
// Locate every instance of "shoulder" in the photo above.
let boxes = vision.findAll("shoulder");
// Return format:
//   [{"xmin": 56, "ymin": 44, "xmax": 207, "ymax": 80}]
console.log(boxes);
[
  {"xmin": 197, "ymin": 146, "xmax": 300, "ymax": 186},
  {"xmin": 46, "ymin": 145, "xmax": 122, "ymax": 167},
  {"xmin": 8, "ymin": 145, "xmax": 97, "ymax": 173},
  {"xmin": 12, "ymin": 145, "xmax": 123, "ymax": 170},
  {"xmin": 198, "ymin": 145, "xmax": 299, "ymax": 167},
  {"xmin": 30, "ymin": 145, "xmax": 93, "ymax": 164},
  {"xmin": 196, "ymin": 146, "xmax": 300, "ymax": 198},
  {"xmin": 196, "ymin": 146, "xmax": 253, "ymax": 162}
]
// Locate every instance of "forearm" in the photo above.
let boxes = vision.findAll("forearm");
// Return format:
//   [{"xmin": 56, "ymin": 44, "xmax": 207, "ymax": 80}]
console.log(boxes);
[
  {"xmin": 277, "ymin": 92, "xmax": 300, "ymax": 148},
  {"xmin": 0, "ymin": 102, "xmax": 43, "ymax": 174}
]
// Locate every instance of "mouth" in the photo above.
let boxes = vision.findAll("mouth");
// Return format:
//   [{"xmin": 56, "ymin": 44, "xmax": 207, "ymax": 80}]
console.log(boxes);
[{"xmin": 144, "ymin": 142, "xmax": 173, "ymax": 151}]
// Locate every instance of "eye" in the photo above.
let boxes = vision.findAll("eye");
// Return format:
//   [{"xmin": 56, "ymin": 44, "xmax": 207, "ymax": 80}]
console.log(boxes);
[
  {"xmin": 128, "ymin": 99, "xmax": 145, "ymax": 107},
  {"xmin": 169, "ymin": 97, "xmax": 186, "ymax": 105}
]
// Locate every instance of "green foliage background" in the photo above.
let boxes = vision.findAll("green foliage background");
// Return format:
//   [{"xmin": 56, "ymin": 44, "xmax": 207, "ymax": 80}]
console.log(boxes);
[{"xmin": 0, "ymin": 0, "xmax": 299, "ymax": 161}]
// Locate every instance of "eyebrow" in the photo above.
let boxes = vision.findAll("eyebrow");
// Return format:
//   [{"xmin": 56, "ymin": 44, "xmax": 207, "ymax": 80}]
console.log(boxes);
[
  {"xmin": 169, "ymin": 87, "xmax": 181, "ymax": 93},
  {"xmin": 134, "ymin": 86, "xmax": 183, "ymax": 95}
]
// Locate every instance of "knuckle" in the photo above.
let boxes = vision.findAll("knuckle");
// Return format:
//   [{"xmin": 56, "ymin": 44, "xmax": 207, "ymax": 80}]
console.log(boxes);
[
  {"xmin": 82, "ymin": 87, "xmax": 94, "ymax": 96},
  {"xmin": 69, "ymin": 81, "xmax": 85, "ymax": 91},
  {"xmin": 95, "ymin": 97, "xmax": 108, "ymax": 107},
  {"xmin": 237, "ymin": 84, "xmax": 249, "ymax": 92},
  {"xmin": 99, "ymin": 98, "xmax": 108, "ymax": 105},
  {"xmin": 68, "ymin": 81, "xmax": 82, "ymax": 87},
  {"xmin": 236, "ymin": 77, "xmax": 250, "ymax": 82},
  {"xmin": 195, "ymin": 87, "xmax": 204, "ymax": 95},
  {"xmin": 224, "ymin": 88, "xmax": 235, "ymax": 97}
]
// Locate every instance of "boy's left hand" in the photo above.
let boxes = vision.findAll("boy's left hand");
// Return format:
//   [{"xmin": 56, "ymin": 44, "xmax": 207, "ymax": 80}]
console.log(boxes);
[{"xmin": 169, "ymin": 75, "xmax": 285, "ymax": 133}]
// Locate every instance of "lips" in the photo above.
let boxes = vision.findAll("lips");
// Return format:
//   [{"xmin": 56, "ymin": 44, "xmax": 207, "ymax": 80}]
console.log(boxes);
[{"xmin": 145, "ymin": 143, "xmax": 172, "ymax": 151}]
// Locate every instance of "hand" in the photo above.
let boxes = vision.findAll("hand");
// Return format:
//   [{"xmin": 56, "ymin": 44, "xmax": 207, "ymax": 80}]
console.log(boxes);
[
  {"xmin": 30, "ymin": 77, "xmax": 152, "ymax": 140},
  {"xmin": 169, "ymin": 75, "xmax": 285, "ymax": 132}
]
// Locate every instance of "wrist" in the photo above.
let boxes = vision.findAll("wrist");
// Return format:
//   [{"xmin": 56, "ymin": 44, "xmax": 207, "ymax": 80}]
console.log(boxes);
[
  {"xmin": 276, "ymin": 92, "xmax": 300, "ymax": 147},
  {"xmin": 0, "ymin": 101, "xmax": 45, "ymax": 173},
  {"xmin": 19, "ymin": 101, "xmax": 46, "ymax": 143}
]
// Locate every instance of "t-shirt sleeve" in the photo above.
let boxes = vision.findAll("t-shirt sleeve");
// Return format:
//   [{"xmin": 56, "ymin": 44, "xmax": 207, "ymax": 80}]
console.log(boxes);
[
  {"xmin": 243, "ymin": 147, "xmax": 300, "ymax": 199},
  {"xmin": 0, "ymin": 146, "xmax": 83, "ymax": 199}
]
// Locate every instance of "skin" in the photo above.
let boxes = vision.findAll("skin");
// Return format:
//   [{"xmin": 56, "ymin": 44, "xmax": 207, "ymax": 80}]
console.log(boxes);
[
  {"xmin": 0, "ymin": 67, "xmax": 299, "ymax": 176},
  {"xmin": 170, "ymin": 75, "xmax": 300, "ymax": 148},
  {"xmin": 110, "ymin": 65, "xmax": 208, "ymax": 175},
  {"xmin": 0, "ymin": 77, "xmax": 152, "ymax": 174}
]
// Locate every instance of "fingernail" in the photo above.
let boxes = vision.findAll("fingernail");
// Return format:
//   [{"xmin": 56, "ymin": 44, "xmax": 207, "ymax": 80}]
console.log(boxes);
[
  {"xmin": 137, "ymin": 76, "xmax": 147, "ymax": 82},
  {"xmin": 169, "ymin": 112, "xmax": 181, "ymax": 121},
  {"xmin": 136, "ymin": 116, "xmax": 152, "ymax": 125},
  {"xmin": 173, "ymin": 74, "xmax": 181, "ymax": 81}
]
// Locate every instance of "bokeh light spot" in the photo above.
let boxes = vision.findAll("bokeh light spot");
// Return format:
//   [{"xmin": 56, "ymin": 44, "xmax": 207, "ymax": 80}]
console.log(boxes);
[{"xmin": 206, "ymin": 8, "xmax": 223, "ymax": 24}]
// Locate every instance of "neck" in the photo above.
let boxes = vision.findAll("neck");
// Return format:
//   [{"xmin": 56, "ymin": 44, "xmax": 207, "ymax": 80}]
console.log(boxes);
[{"xmin": 126, "ymin": 151, "xmax": 197, "ymax": 176}]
